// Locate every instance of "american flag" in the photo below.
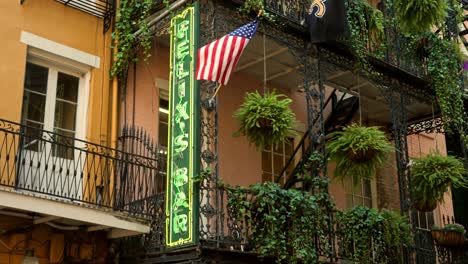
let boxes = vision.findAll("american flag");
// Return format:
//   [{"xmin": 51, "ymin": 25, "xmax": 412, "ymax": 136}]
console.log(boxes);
[{"xmin": 196, "ymin": 18, "xmax": 259, "ymax": 85}]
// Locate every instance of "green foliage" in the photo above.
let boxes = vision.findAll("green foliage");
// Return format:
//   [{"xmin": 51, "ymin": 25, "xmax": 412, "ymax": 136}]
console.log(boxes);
[
  {"xmin": 336, "ymin": 206, "xmax": 412, "ymax": 264},
  {"xmin": 327, "ymin": 124, "xmax": 393, "ymax": 183},
  {"xmin": 394, "ymin": 0, "xmax": 447, "ymax": 34},
  {"xmin": 226, "ymin": 182, "xmax": 333, "ymax": 263},
  {"xmin": 238, "ymin": 0, "xmax": 275, "ymax": 21},
  {"xmin": 193, "ymin": 166, "xmax": 213, "ymax": 183},
  {"xmin": 426, "ymin": 33, "xmax": 466, "ymax": 134},
  {"xmin": 432, "ymin": 223, "xmax": 466, "ymax": 234},
  {"xmin": 346, "ymin": 0, "xmax": 386, "ymax": 67},
  {"xmin": 234, "ymin": 91, "xmax": 296, "ymax": 149},
  {"xmin": 111, "ymin": 0, "xmax": 153, "ymax": 79},
  {"xmin": 411, "ymin": 152, "xmax": 468, "ymax": 211},
  {"xmin": 450, "ymin": 0, "xmax": 465, "ymax": 24}
]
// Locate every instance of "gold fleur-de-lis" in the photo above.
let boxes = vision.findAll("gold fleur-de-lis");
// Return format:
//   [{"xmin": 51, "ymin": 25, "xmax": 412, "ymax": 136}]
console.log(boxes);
[{"xmin": 309, "ymin": 0, "xmax": 327, "ymax": 18}]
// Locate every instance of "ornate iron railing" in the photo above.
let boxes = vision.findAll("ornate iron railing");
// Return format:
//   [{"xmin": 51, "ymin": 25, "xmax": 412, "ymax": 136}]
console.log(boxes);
[
  {"xmin": 0, "ymin": 118, "xmax": 166, "ymax": 218},
  {"xmin": 262, "ymin": 0, "xmax": 427, "ymax": 77},
  {"xmin": 201, "ymin": 186, "xmax": 417, "ymax": 263},
  {"xmin": 53, "ymin": 0, "xmax": 114, "ymax": 32}
]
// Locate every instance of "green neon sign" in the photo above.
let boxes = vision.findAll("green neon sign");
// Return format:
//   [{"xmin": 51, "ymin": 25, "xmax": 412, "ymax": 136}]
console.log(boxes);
[{"xmin": 166, "ymin": 3, "xmax": 199, "ymax": 248}]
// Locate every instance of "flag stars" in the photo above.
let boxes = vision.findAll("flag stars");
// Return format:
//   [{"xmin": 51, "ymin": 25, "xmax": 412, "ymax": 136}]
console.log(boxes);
[{"xmin": 197, "ymin": 18, "xmax": 259, "ymax": 85}]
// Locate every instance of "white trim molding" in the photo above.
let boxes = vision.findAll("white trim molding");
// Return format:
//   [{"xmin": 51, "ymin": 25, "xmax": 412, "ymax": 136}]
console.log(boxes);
[{"xmin": 20, "ymin": 31, "xmax": 100, "ymax": 69}]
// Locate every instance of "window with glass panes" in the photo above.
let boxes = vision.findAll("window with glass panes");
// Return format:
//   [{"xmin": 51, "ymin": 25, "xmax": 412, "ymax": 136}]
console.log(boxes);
[
  {"xmin": 21, "ymin": 62, "xmax": 80, "ymax": 160},
  {"xmin": 262, "ymin": 139, "xmax": 294, "ymax": 184},
  {"xmin": 345, "ymin": 177, "xmax": 372, "ymax": 209},
  {"xmin": 415, "ymin": 211, "xmax": 435, "ymax": 230}
]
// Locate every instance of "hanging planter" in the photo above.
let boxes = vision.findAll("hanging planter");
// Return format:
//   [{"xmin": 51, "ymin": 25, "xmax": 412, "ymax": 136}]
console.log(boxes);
[
  {"xmin": 394, "ymin": 0, "xmax": 447, "ymax": 34},
  {"xmin": 327, "ymin": 124, "xmax": 393, "ymax": 183},
  {"xmin": 234, "ymin": 91, "xmax": 296, "ymax": 149},
  {"xmin": 431, "ymin": 224, "xmax": 466, "ymax": 248},
  {"xmin": 411, "ymin": 153, "xmax": 468, "ymax": 212}
]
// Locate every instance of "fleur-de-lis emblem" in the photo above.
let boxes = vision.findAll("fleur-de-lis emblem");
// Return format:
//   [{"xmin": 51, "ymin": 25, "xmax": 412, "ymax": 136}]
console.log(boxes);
[{"xmin": 309, "ymin": 0, "xmax": 327, "ymax": 18}]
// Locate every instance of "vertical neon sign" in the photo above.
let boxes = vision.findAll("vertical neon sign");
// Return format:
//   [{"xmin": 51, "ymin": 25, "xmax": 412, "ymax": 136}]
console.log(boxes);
[{"xmin": 166, "ymin": 3, "xmax": 199, "ymax": 248}]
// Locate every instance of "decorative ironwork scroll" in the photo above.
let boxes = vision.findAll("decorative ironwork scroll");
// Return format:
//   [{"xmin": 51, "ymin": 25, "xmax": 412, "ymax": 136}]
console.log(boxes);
[
  {"xmin": 198, "ymin": 0, "xmax": 222, "ymax": 246},
  {"xmin": 407, "ymin": 117, "xmax": 444, "ymax": 136}
]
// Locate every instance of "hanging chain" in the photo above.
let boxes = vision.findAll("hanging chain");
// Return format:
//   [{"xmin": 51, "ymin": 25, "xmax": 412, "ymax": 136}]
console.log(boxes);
[{"xmin": 263, "ymin": 23, "xmax": 267, "ymax": 94}]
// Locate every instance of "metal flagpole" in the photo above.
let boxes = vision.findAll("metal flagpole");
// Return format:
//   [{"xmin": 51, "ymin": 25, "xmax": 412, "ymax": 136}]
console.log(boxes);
[{"xmin": 211, "ymin": 83, "xmax": 223, "ymax": 100}]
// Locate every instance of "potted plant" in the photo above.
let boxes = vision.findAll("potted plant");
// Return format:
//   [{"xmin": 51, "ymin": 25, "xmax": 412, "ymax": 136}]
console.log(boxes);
[
  {"xmin": 327, "ymin": 124, "xmax": 393, "ymax": 183},
  {"xmin": 394, "ymin": 0, "xmax": 447, "ymax": 33},
  {"xmin": 431, "ymin": 224, "xmax": 466, "ymax": 247},
  {"xmin": 234, "ymin": 91, "xmax": 296, "ymax": 149},
  {"xmin": 411, "ymin": 153, "xmax": 467, "ymax": 212}
]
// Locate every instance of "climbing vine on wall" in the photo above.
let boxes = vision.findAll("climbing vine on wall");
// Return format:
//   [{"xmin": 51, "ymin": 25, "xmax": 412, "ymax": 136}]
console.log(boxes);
[
  {"xmin": 346, "ymin": 0, "xmax": 385, "ymax": 68},
  {"xmin": 425, "ymin": 33, "xmax": 465, "ymax": 134},
  {"xmin": 111, "ymin": 0, "xmax": 154, "ymax": 79},
  {"xmin": 237, "ymin": 0, "xmax": 275, "ymax": 21}
]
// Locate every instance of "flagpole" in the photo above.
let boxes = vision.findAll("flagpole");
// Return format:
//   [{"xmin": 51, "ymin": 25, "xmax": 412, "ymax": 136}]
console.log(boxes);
[{"xmin": 211, "ymin": 83, "xmax": 223, "ymax": 100}]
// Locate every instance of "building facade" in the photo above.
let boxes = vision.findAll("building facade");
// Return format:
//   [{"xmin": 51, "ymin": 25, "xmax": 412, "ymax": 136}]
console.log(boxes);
[
  {"xmin": 0, "ymin": 0, "xmax": 466, "ymax": 263},
  {"xmin": 0, "ymin": 1, "xmax": 160, "ymax": 263}
]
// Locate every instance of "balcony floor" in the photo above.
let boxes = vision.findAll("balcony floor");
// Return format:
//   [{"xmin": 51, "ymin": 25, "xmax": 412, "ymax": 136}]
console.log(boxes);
[{"xmin": 0, "ymin": 187, "xmax": 150, "ymax": 238}]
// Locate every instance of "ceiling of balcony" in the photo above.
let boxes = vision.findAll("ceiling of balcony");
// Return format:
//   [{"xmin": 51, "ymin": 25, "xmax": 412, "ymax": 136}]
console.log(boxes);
[
  {"xmin": 234, "ymin": 33, "xmax": 435, "ymax": 125},
  {"xmin": 154, "ymin": 27, "xmax": 435, "ymax": 126}
]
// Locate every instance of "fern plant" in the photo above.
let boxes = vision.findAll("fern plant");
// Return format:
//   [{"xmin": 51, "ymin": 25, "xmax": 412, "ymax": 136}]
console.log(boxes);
[
  {"xmin": 327, "ymin": 124, "xmax": 393, "ymax": 183},
  {"xmin": 411, "ymin": 152, "xmax": 467, "ymax": 211},
  {"xmin": 394, "ymin": 0, "xmax": 447, "ymax": 34},
  {"xmin": 234, "ymin": 91, "xmax": 296, "ymax": 149}
]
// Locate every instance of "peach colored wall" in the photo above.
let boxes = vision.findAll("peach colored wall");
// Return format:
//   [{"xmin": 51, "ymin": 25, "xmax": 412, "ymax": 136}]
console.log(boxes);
[
  {"xmin": 0, "ymin": 0, "xmax": 112, "ymax": 145},
  {"xmin": 128, "ymin": 39, "xmax": 454, "ymax": 216},
  {"xmin": 123, "ymin": 43, "xmax": 170, "ymax": 138},
  {"xmin": 125, "ymin": 41, "xmax": 310, "ymax": 188}
]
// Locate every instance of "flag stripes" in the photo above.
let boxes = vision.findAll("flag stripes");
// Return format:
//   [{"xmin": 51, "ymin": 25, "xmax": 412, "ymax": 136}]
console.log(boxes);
[{"xmin": 196, "ymin": 18, "xmax": 258, "ymax": 85}]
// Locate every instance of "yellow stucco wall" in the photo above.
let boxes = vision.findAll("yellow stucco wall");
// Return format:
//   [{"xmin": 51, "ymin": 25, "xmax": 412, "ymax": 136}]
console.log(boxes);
[
  {"xmin": 0, "ymin": 5, "xmax": 115, "ymax": 260},
  {"xmin": 0, "ymin": 0, "xmax": 112, "ymax": 145}
]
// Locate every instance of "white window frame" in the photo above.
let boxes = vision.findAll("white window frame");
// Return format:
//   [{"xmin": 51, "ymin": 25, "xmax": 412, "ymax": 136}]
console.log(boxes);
[
  {"xmin": 25, "ymin": 57, "xmax": 89, "ymax": 144},
  {"xmin": 261, "ymin": 139, "xmax": 295, "ymax": 184}
]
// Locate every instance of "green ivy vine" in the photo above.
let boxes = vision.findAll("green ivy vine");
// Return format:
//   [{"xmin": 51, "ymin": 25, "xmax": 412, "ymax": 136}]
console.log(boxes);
[
  {"xmin": 336, "ymin": 206, "xmax": 412, "ymax": 264},
  {"xmin": 111, "ymin": 0, "xmax": 154, "ymax": 79},
  {"xmin": 346, "ymin": 0, "xmax": 385, "ymax": 69},
  {"xmin": 237, "ymin": 0, "xmax": 276, "ymax": 21},
  {"xmin": 425, "ymin": 33, "xmax": 465, "ymax": 134},
  {"xmin": 226, "ymin": 182, "xmax": 333, "ymax": 263}
]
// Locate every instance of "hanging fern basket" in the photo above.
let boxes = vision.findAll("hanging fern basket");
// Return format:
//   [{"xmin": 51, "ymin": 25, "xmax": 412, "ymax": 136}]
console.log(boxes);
[
  {"xmin": 394, "ymin": 0, "xmax": 447, "ymax": 34},
  {"xmin": 413, "ymin": 198, "xmax": 438, "ymax": 212},
  {"xmin": 411, "ymin": 153, "xmax": 468, "ymax": 212},
  {"xmin": 234, "ymin": 91, "xmax": 296, "ymax": 149},
  {"xmin": 327, "ymin": 124, "xmax": 393, "ymax": 183}
]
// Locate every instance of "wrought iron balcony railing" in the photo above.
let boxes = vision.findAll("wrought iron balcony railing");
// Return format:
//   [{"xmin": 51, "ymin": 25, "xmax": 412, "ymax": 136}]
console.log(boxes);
[
  {"xmin": 0, "ymin": 118, "xmax": 166, "ymax": 218},
  {"xmin": 262, "ymin": 0, "xmax": 427, "ymax": 77},
  {"xmin": 53, "ymin": 0, "xmax": 114, "ymax": 32}
]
